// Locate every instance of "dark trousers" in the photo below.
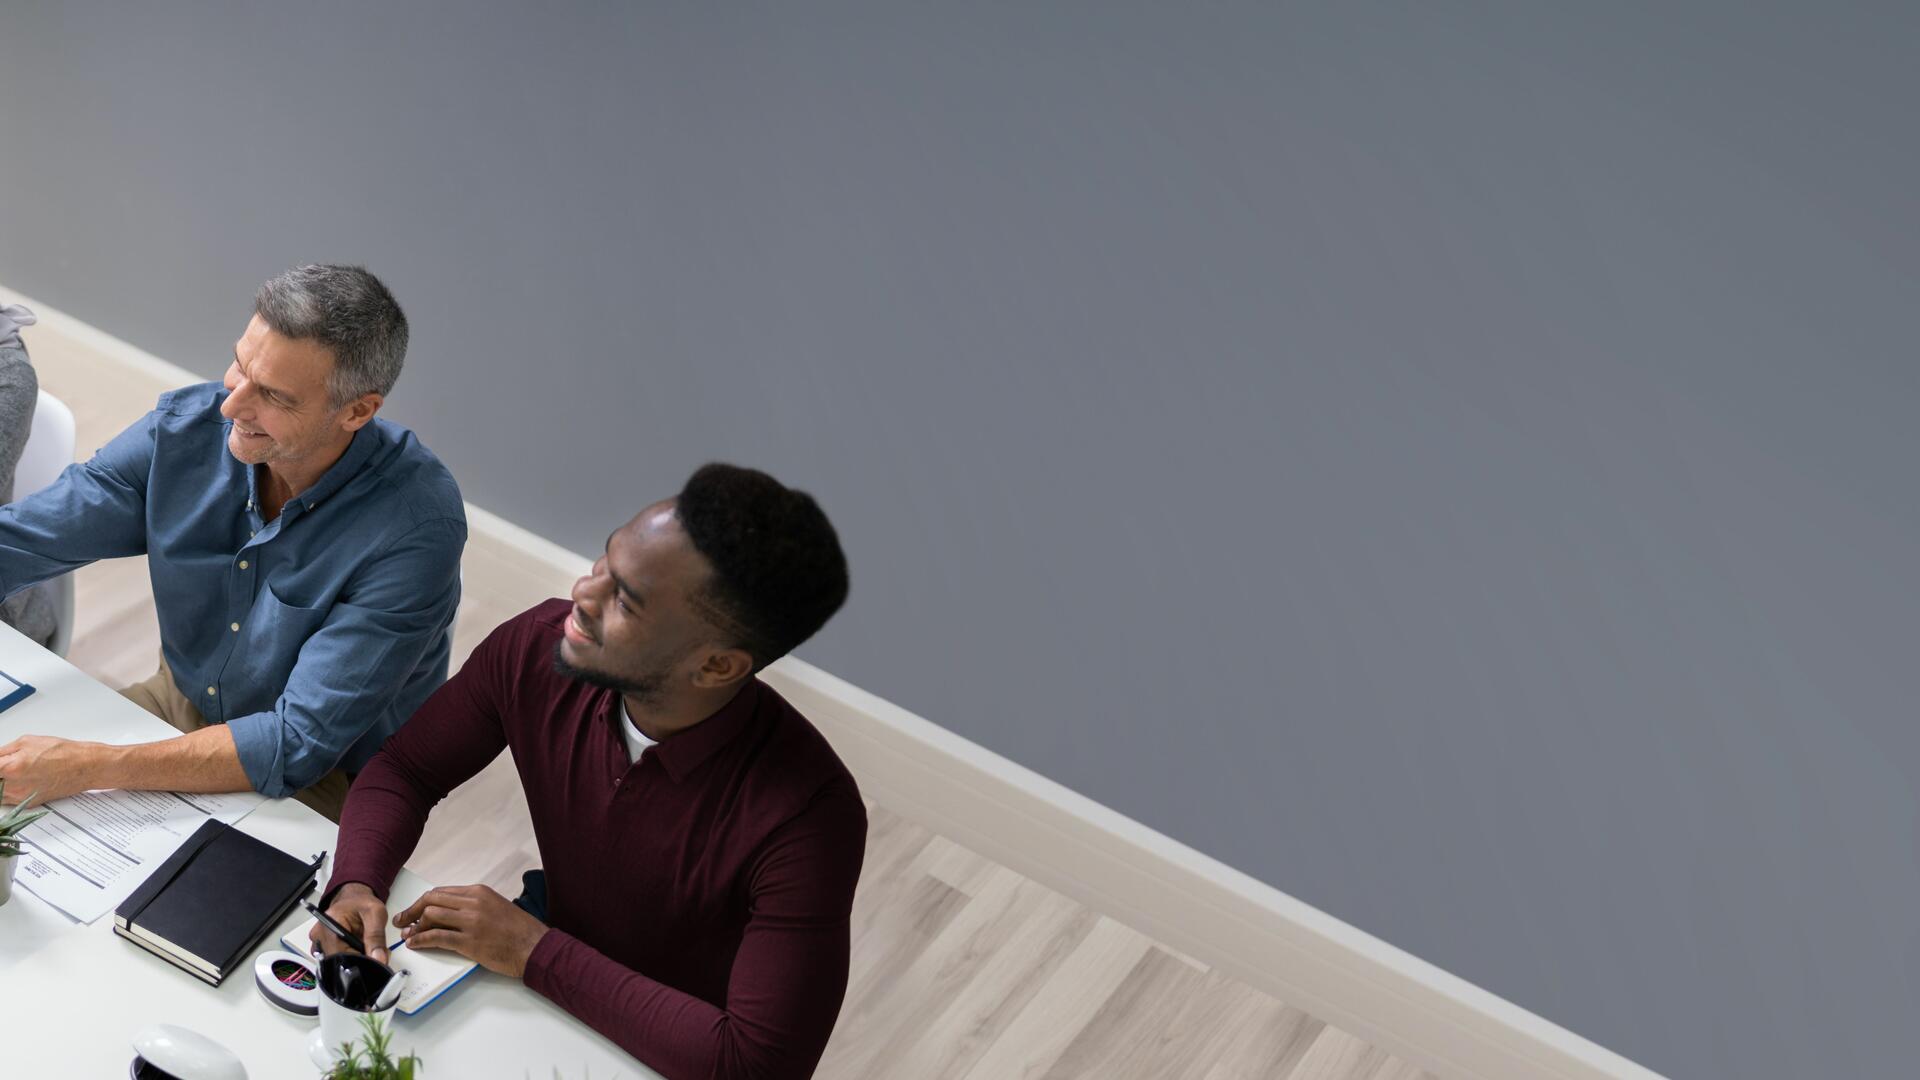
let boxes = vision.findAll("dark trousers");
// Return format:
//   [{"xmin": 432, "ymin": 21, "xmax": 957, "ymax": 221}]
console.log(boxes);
[{"xmin": 512, "ymin": 869, "xmax": 549, "ymax": 923}]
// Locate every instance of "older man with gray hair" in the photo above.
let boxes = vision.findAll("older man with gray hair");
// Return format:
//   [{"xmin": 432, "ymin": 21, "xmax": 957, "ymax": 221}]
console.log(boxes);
[{"xmin": 0, "ymin": 265, "xmax": 465, "ymax": 820}]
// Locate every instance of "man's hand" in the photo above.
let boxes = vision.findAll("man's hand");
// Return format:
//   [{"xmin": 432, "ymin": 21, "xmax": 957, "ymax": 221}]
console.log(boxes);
[
  {"xmin": 311, "ymin": 882, "xmax": 392, "ymax": 965},
  {"xmin": 0, "ymin": 735, "xmax": 106, "ymax": 804},
  {"xmin": 393, "ymin": 884, "xmax": 548, "ymax": 979}
]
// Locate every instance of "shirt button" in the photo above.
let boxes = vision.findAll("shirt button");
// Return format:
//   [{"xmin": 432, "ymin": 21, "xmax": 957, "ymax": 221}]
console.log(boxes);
[
  {"xmin": 230, "ymin": 622, "xmax": 240, "ymax": 632},
  {"xmin": 206, "ymin": 686, "xmax": 217, "ymax": 697},
  {"xmin": 238, "ymin": 560, "xmax": 249, "ymax": 569}
]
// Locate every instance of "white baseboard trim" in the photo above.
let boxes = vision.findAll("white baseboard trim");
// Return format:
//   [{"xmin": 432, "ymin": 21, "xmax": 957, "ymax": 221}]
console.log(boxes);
[
  {"xmin": 1, "ymin": 279, "xmax": 1662, "ymax": 1080},
  {"xmin": 762, "ymin": 658, "xmax": 1663, "ymax": 1080},
  {"xmin": 463, "ymin": 503, "xmax": 594, "ymax": 577},
  {"xmin": 2, "ymin": 283, "xmax": 205, "ymax": 388}
]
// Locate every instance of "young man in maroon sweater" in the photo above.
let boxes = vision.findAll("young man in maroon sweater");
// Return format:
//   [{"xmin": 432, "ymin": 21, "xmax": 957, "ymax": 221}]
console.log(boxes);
[{"xmin": 312, "ymin": 463, "xmax": 863, "ymax": 1079}]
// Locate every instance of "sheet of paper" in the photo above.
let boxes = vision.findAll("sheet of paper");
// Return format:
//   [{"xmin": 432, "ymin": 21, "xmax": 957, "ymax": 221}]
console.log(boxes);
[{"xmin": 14, "ymin": 786, "xmax": 262, "ymax": 924}]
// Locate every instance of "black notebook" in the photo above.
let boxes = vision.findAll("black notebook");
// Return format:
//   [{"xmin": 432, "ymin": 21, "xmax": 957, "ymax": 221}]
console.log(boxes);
[{"xmin": 113, "ymin": 819, "xmax": 321, "ymax": 986}]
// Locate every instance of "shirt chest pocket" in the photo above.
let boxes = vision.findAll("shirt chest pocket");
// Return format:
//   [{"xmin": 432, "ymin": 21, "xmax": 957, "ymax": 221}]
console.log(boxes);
[{"xmin": 234, "ymin": 581, "xmax": 331, "ymax": 691}]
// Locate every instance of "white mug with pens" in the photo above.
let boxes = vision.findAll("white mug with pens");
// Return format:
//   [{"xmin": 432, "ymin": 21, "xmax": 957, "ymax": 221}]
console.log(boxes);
[{"xmin": 301, "ymin": 899, "xmax": 409, "ymax": 1067}]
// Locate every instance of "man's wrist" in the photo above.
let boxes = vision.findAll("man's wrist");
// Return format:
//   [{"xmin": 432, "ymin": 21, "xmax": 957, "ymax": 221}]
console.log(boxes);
[
  {"xmin": 517, "ymin": 925, "xmax": 556, "ymax": 983},
  {"xmin": 320, "ymin": 878, "xmax": 384, "ymax": 909}
]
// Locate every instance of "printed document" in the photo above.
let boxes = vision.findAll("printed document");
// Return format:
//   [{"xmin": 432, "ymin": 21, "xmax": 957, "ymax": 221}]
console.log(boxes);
[{"xmin": 14, "ymin": 786, "xmax": 260, "ymax": 923}]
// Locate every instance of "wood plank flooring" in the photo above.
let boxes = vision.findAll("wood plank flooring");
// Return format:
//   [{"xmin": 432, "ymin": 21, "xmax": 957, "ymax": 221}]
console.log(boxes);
[{"xmin": 21, "ymin": 322, "xmax": 1432, "ymax": 1079}]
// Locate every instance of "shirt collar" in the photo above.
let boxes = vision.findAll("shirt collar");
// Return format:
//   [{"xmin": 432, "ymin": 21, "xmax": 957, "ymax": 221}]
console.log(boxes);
[
  {"xmin": 621, "ymin": 680, "xmax": 764, "ymax": 783},
  {"xmin": 295, "ymin": 422, "xmax": 382, "ymax": 509},
  {"xmin": 617, "ymin": 700, "xmax": 657, "ymax": 748},
  {"xmin": 231, "ymin": 415, "xmax": 382, "ymax": 518}
]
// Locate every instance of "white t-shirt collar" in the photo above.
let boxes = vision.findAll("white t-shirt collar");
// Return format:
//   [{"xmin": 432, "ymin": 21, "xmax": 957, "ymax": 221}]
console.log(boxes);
[{"xmin": 620, "ymin": 699, "xmax": 659, "ymax": 764}]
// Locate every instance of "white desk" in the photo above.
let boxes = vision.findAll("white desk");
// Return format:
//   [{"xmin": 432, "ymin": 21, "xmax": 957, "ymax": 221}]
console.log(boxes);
[{"xmin": 0, "ymin": 622, "xmax": 653, "ymax": 1078}]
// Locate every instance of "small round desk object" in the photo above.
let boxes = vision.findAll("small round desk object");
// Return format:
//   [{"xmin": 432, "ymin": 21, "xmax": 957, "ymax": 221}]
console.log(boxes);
[
  {"xmin": 128, "ymin": 1023, "xmax": 248, "ymax": 1080},
  {"xmin": 253, "ymin": 949, "xmax": 322, "ymax": 1016}
]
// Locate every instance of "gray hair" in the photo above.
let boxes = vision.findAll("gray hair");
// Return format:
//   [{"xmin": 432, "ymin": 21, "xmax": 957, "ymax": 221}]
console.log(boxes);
[{"xmin": 253, "ymin": 264, "xmax": 409, "ymax": 407}]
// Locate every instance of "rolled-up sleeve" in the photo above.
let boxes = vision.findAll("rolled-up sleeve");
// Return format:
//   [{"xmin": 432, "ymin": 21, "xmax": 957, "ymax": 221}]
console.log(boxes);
[
  {"xmin": 227, "ymin": 517, "xmax": 463, "ymax": 795},
  {"xmin": 324, "ymin": 614, "xmax": 516, "ymax": 905}
]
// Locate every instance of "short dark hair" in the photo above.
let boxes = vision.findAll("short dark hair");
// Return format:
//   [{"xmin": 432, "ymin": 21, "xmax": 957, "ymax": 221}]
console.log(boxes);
[
  {"xmin": 253, "ymin": 264, "xmax": 409, "ymax": 406},
  {"xmin": 676, "ymin": 463, "xmax": 849, "ymax": 672}
]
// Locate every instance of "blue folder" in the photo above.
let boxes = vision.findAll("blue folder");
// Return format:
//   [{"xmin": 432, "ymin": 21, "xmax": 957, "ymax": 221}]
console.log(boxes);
[{"xmin": 0, "ymin": 668, "xmax": 33, "ymax": 713}]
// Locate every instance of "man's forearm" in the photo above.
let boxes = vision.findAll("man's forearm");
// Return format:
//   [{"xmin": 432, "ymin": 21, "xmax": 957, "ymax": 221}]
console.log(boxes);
[
  {"xmin": 324, "ymin": 749, "xmax": 443, "ymax": 906},
  {"xmin": 523, "ymin": 929, "xmax": 847, "ymax": 1080},
  {"xmin": 94, "ymin": 724, "xmax": 255, "ymax": 794}
]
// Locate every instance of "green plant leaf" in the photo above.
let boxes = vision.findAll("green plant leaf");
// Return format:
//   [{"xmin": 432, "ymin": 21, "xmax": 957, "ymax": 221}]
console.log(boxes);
[
  {"xmin": 318, "ymin": 1015, "xmax": 424, "ymax": 1080},
  {"xmin": 0, "ymin": 789, "xmax": 45, "ymax": 835},
  {"xmin": 0, "ymin": 807, "xmax": 48, "ymax": 837}
]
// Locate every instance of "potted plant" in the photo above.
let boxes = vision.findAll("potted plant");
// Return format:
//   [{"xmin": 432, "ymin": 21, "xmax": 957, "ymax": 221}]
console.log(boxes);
[
  {"xmin": 0, "ymin": 779, "xmax": 48, "ymax": 907},
  {"xmin": 325, "ymin": 1014, "xmax": 424, "ymax": 1080}
]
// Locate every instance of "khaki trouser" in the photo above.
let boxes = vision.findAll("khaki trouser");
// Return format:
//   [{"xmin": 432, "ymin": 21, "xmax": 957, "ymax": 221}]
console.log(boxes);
[{"xmin": 119, "ymin": 651, "xmax": 351, "ymax": 822}]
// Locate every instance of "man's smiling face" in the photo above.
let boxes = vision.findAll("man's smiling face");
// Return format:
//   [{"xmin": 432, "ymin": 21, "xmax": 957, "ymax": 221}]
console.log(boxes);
[
  {"xmin": 555, "ymin": 502, "xmax": 724, "ymax": 704},
  {"xmin": 219, "ymin": 314, "xmax": 348, "ymax": 469}
]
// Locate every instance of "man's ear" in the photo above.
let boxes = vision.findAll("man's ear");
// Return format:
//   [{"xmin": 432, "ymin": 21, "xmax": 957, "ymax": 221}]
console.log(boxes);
[
  {"xmin": 339, "ymin": 392, "xmax": 385, "ymax": 432},
  {"xmin": 691, "ymin": 647, "xmax": 756, "ymax": 690}
]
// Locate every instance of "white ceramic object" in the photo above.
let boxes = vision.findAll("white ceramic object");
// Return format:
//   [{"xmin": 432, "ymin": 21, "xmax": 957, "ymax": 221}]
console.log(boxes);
[
  {"xmin": 129, "ymin": 1024, "xmax": 247, "ymax": 1080},
  {"xmin": 315, "ymin": 959, "xmax": 405, "ymax": 1066},
  {"xmin": 306, "ymin": 1028, "xmax": 333, "ymax": 1072}
]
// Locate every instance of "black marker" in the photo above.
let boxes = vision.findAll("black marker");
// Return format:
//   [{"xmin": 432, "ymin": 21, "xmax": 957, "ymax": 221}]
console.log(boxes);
[{"xmin": 304, "ymin": 899, "xmax": 367, "ymax": 956}]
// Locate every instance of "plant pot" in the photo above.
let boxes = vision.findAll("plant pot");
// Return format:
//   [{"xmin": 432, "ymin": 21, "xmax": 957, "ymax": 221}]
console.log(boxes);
[{"xmin": 0, "ymin": 850, "xmax": 16, "ymax": 906}]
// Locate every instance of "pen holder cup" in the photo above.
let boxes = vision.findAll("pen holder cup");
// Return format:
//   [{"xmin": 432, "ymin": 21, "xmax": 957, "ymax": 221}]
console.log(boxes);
[{"xmin": 316, "ymin": 952, "xmax": 401, "ymax": 1061}]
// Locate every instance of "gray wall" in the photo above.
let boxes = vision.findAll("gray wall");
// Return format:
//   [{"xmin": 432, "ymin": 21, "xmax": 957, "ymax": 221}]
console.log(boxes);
[{"xmin": 3, "ymin": 4, "xmax": 1915, "ymax": 1076}]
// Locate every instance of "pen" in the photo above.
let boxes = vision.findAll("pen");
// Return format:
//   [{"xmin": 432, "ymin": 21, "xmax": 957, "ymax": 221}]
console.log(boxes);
[{"xmin": 304, "ymin": 899, "xmax": 367, "ymax": 956}]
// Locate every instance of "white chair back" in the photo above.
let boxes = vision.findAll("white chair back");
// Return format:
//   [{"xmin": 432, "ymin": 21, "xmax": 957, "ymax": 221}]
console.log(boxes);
[{"xmin": 15, "ymin": 390, "xmax": 77, "ymax": 656}]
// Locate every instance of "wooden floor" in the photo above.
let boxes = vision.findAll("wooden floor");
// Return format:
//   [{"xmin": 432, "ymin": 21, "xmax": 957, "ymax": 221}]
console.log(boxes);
[{"xmin": 27, "ymin": 326, "xmax": 1432, "ymax": 1080}]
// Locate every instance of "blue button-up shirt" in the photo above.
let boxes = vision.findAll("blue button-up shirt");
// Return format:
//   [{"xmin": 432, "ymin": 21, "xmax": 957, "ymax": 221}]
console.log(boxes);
[{"xmin": 0, "ymin": 383, "xmax": 466, "ymax": 795}]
